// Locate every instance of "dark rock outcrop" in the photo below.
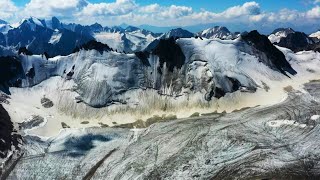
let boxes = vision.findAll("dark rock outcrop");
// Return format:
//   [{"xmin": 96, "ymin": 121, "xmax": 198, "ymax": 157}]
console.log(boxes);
[
  {"xmin": 276, "ymin": 32, "xmax": 315, "ymax": 52},
  {"xmin": 0, "ymin": 56, "xmax": 24, "ymax": 94},
  {"xmin": 41, "ymin": 97, "xmax": 54, "ymax": 108},
  {"xmin": 18, "ymin": 115, "xmax": 44, "ymax": 130},
  {"xmin": 134, "ymin": 51, "xmax": 150, "ymax": 66},
  {"xmin": 242, "ymin": 30, "xmax": 297, "ymax": 76},
  {"xmin": 0, "ymin": 104, "xmax": 21, "ymax": 159},
  {"xmin": 73, "ymin": 40, "xmax": 112, "ymax": 54},
  {"xmin": 18, "ymin": 47, "xmax": 33, "ymax": 56},
  {"xmin": 152, "ymin": 37, "xmax": 185, "ymax": 72}
]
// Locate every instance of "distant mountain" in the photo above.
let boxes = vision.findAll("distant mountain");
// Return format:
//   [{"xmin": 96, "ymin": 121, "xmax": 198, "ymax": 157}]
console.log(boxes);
[
  {"xmin": 93, "ymin": 25, "xmax": 161, "ymax": 52},
  {"xmin": 268, "ymin": 28, "xmax": 295, "ymax": 43},
  {"xmin": 160, "ymin": 28, "xmax": 194, "ymax": 39},
  {"xmin": 144, "ymin": 28, "xmax": 194, "ymax": 52},
  {"xmin": 1, "ymin": 17, "xmax": 94, "ymax": 57},
  {"xmin": 197, "ymin": 26, "xmax": 236, "ymax": 40}
]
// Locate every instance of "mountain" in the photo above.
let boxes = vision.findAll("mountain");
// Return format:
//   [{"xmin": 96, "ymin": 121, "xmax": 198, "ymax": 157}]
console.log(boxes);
[
  {"xmin": 197, "ymin": 26, "xmax": 236, "ymax": 40},
  {"xmin": 3, "ymin": 25, "xmax": 320, "ymax": 179},
  {"xmin": 93, "ymin": 25, "xmax": 160, "ymax": 52},
  {"xmin": 275, "ymin": 31, "xmax": 316, "ymax": 52},
  {"xmin": 268, "ymin": 28, "xmax": 295, "ymax": 43},
  {"xmin": 0, "ymin": 17, "xmax": 94, "ymax": 57},
  {"xmin": 0, "ymin": 30, "xmax": 297, "ymax": 106},
  {"xmin": 45, "ymin": 16, "xmax": 63, "ymax": 30},
  {"xmin": 160, "ymin": 28, "xmax": 194, "ymax": 39}
]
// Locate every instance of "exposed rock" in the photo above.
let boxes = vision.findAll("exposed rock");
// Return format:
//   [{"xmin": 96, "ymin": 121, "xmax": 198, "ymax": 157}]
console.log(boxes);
[
  {"xmin": 18, "ymin": 47, "xmax": 33, "ymax": 56},
  {"xmin": 0, "ymin": 56, "xmax": 24, "ymax": 94},
  {"xmin": 73, "ymin": 40, "xmax": 112, "ymax": 54},
  {"xmin": 0, "ymin": 105, "xmax": 21, "ymax": 159},
  {"xmin": 276, "ymin": 32, "xmax": 315, "ymax": 52},
  {"xmin": 241, "ymin": 30, "xmax": 297, "ymax": 76},
  {"xmin": 189, "ymin": 112, "xmax": 200, "ymax": 117},
  {"xmin": 41, "ymin": 97, "xmax": 53, "ymax": 108},
  {"xmin": 153, "ymin": 37, "xmax": 185, "ymax": 72},
  {"xmin": 61, "ymin": 122, "xmax": 70, "ymax": 129},
  {"xmin": 18, "ymin": 115, "xmax": 44, "ymax": 130}
]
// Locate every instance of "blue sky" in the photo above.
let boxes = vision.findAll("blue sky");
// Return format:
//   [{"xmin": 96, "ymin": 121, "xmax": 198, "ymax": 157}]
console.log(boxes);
[
  {"xmin": 11, "ymin": 0, "xmax": 317, "ymax": 11},
  {"xmin": 2, "ymin": 0, "xmax": 320, "ymax": 33}
]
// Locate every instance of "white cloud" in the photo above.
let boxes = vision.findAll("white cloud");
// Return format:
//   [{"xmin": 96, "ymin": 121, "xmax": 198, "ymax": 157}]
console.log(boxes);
[
  {"xmin": 306, "ymin": 6, "xmax": 320, "ymax": 18},
  {"xmin": 139, "ymin": 4, "xmax": 161, "ymax": 13},
  {"xmin": 22, "ymin": 0, "xmax": 88, "ymax": 19},
  {"xmin": 220, "ymin": 1, "xmax": 261, "ymax": 18},
  {"xmin": 77, "ymin": 0, "xmax": 137, "ymax": 16},
  {"xmin": 0, "ymin": 0, "xmax": 18, "ymax": 19}
]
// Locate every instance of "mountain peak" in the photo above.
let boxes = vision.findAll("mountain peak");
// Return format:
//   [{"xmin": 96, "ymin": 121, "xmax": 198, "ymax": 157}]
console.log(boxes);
[
  {"xmin": 161, "ymin": 28, "xmax": 194, "ymax": 39},
  {"xmin": 0, "ymin": 19, "xmax": 8, "ymax": 25},
  {"xmin": 198, "ymin": 26, "xmax": 234, "ymax": 40}
]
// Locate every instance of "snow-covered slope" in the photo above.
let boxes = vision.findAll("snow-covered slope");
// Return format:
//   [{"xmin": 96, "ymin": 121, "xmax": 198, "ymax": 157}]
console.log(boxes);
[
  {"xmin": 198, "ymin": 26, "xmax": 235, "ymax": 40},
  {"xmin": 94, "ymin": 26, "xmax": 159, "ymax": 52},
  {"xmin": 3, "ymin": 34, "xmax": 297, "ymax": 113},
  {"xmin": 268, "ymin": 28, "xmax": 295, "ymax": 43},
  {"xmin": 310, "ymin": 31, "xmax": 320, "ymax": 43},
  {"xmin": 2, "ymin": 30, "xmax": 320, "ymax": 145}
]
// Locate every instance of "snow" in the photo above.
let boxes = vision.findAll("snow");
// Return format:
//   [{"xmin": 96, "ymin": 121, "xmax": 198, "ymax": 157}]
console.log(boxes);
[
  {"xmin": 94, "ymin": 32, "xmax": 123, "ymax": 51},
  {"xmin": 267, "ymin": 120, "xmax": 307, "ymax": 128},
  {"xmin": 310, "ymin": 31, "xmax": 320, "ymax": 39},
  {"xmin": 311, "ymin": 115, "xmax": 320, "ymax": 121},
  {"xmin": 48, "ymin": 31, "xmax": 62, "ymax": 44},
  {"xmin": 268, "ymin": 31, "xmax": 288, "ymax": 43},
  {"xmin": 94, "ymin": 30, "xmax": 157, "ymax": 52},
  {"xmin": 199, "ymin": 27, "xmax": 233, "ymax": 39},
  {"xmin": 4, "ymin": 37, "xmax": 320, "ymax": 138},
  {"xmin": 0, "ymin": 24, "xmax": 12, "ymax": 34}
]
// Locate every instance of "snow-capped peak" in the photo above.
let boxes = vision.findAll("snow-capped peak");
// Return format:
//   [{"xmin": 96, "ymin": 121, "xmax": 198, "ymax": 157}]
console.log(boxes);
[
  {"xmin": 198, "ymin": 26, "xmax": 234, "ymax": 40},
  {"xmin": 268, "ymin": 28, "xmax": 295, "ymax": 43},
  {"xmin": 161, "ymin": 28, "xmax": 194, "ymax": 39}
]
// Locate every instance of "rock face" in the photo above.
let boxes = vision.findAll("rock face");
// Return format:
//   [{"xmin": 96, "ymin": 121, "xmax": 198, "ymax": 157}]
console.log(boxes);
[
  {"xmin": 275, "ymin": 32, "xmax": 316, "ymax": 52},
  {"xmin": 0, "ymin": 104, "xmax": 21, "ymax": 159},
  {"xmin": 41, "ymin": 97, "xmax": 53, "ymax": 108},
  {"xmin": 0, "ymin": 56, "xmax": 24, "ymax": 94},
  {"xmin": 5, "ymin": 81, "xmax": 320, "ymax": 179},
  {"xmin": 18, "ymin": 115, "xmax": 44, "ymax": 130},
  {"xmin": 242, "ymin": 30, "xmax": 297, "ymax": 76}
]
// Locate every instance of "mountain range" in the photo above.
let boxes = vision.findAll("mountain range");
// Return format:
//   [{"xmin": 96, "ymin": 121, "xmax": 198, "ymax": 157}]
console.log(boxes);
[
  {"xmin": 1, "ymin": 16, "xmax": 320, "ymax": 179},
  {"xmin": 1, "ymin": 17, "xmax": 319, "ymax": 58}
]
